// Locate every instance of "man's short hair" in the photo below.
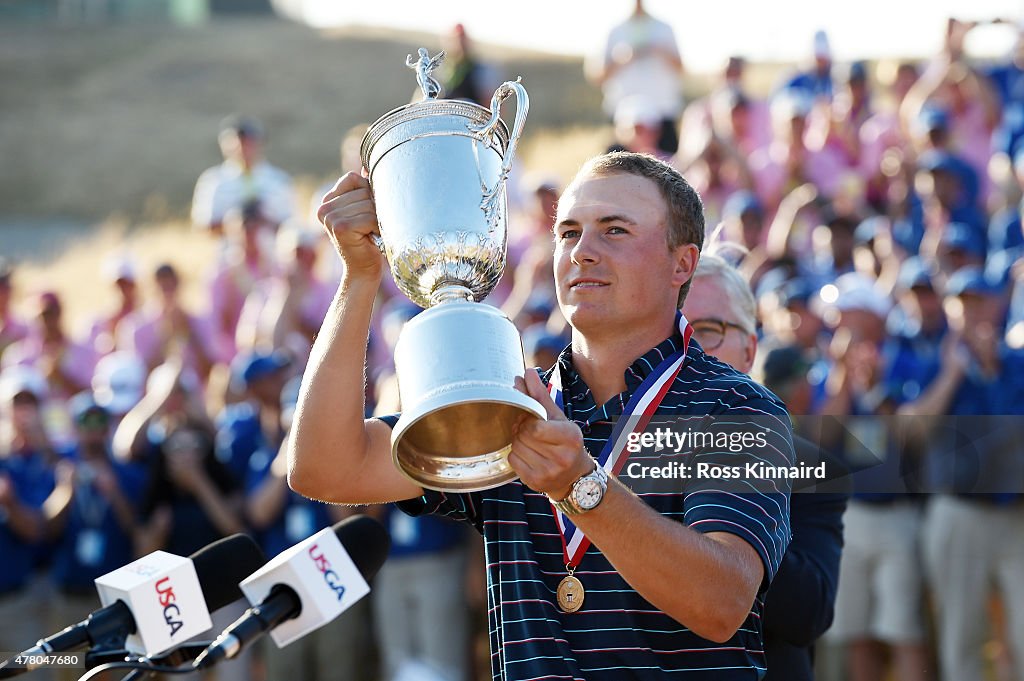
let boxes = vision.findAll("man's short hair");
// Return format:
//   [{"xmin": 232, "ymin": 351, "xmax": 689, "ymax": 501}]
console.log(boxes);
[
  {"xmin": 693, "ymin": 250, "xmax": 757, "ymax": 334},
  {"xmin": 576, "ymin": 152, "xmax": 705, "ymax": 306}
]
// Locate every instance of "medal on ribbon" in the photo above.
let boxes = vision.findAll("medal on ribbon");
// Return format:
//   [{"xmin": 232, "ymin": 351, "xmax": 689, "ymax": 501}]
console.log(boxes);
[{"xmin": 547, "ymin": 314, "xmax": 693, "ymax": 613}]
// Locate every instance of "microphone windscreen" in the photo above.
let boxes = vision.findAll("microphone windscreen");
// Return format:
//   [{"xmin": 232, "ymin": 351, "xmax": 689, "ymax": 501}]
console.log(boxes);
[
  {"xmin": 332, "ymin": 515, "xmax": 391, "ymax": 581},
  {"xmin": 190, "ymin": 534, "xmax": 267, "ymax": 611}
]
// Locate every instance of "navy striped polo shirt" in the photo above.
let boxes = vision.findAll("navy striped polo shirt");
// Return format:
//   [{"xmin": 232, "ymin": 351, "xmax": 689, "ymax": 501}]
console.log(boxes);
[{"xmin": 389, "ymin": 326, "xmax": 794, "ymax": 680}]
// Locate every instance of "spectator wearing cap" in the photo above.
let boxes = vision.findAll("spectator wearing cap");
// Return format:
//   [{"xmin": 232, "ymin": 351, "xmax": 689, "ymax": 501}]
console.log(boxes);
[
  {"xmin": 0, "ymin": 259, "xmax": 28, "ymax": 365},
  {"xmin": 86, "ymin": 254, "xmax": 140, "ymax": 357},
  {"xmin": 609, "ymin": 95, "xmax": 673, "ymax": 161},
  {"xmin": 207, "ymin": 199, "xmax": 277, "ymax": 362},
  {"xmin": 915, "ymin": 148, "xmax": 986, "ymax": 240},
  {"xmin": 236, "ymin": 222, "xmax": 334, "ymax": 365},
  {"xmin": 2, "ymin": 292, "xmax": 96, "ymax": 403},
  {"xmin": 901, "ymin": 49, "xmax": 999, "ymax": 195},
  {"xmin": 190, "ymin": 115, "xmax": 295, "ymax": 235},
  {"xmin": 933, "ymin": 221, "xmax": 987, "ymax": 288},
  {"xmin": 118, "ymin": 263, "xmax": 221, "ymax": 382},
  {"xmin": 588, "ymin": 0, "xmax": 684, "ymax": 155},
  {"xmin": 822, "ymin": 61, "xmax": 874, "ymax": 167},
  {"xmin": 90, "ymin": 352, "xmax": 146, "ymax": 427},
  {"xmin": 521, "ymin": 324, "xmax": 566, "ymax": 370},
  {"xmin": 881, "ymin": 257, "xmax": 947, "ymax": 406},
  {"xmin": 858, "ymin": 61, "xmax": 919, "ymax": 206},
  {"xmin": 216, "ymin": 350, "xmax": 291, "ymax": 488},
  {"xmin": 682, "ymin": 251, "xmax": 850, "ymax": 681},
  {"xmin": 0, "ymin": 366, "xmax": 56, "ymax": 657},
  {"xmin": 112, "ymin": 360, "xmax": 212, "ymax": 470},
  {"xmin": 810, "ymin": 209, "xmax": 861, "ymax": 285},
  {"xmin": 246, "ymin": 375, "xmax": 373, "ymax": 681},
  {"xmin": 780, "ymin": 29, "xmax": 834, "ymax": 101},
  {"xmin": 899, "ymin": 266, "xmax": 1024, "ymax": 681},
  {"xmin": 851, "ymin": 216, "xmax": 901, "ymax": 289},
  {"xmin": 763, "ymin": 278, "xmax": 827, "ymax": 360},
  {"xmin": 716, "ymin": 191, "xmax": 766, "ymax": 253},
  {"xmin": 673, "ymin": 130, "xmax": 755, "ymax": 230},
  {"xmin": 750, "ymin": 91, "xmax": 849, "ymax": 212},
  {"xmin": 695, "ymin": 57, "xmax": 773, "ymax": 158},
  {"xmin": 44, "ymin": 394, "xmax": 145, "ymax": 679},
  {"xmin": 813, "ymin": 273, "xmax": 930, "ymax": 681}
]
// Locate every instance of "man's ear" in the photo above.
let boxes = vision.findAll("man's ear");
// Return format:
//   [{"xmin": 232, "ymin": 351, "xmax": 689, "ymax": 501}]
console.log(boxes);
[{"xmin": 671, "ymin": 243, "xmax": 701, "ymax": 290}]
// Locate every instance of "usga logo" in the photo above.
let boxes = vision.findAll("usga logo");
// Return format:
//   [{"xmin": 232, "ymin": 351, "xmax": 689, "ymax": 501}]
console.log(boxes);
[
  {"xmin": 308, "ymin": 543, "xmax": 347, "ymax": 601},
  {"xmin": 155, "ymin": 577, "xmax": 185, "ymax": 636}
]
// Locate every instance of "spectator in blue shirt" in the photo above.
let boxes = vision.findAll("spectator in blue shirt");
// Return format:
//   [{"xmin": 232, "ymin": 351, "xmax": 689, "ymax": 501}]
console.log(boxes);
[
  {"xmin": 0, "ymin": 366, "xmax": 56, "ymax": 655},
  {"xmin": 900, "ymin": 266, "xmax": 1024, "ymax": 681},
  {"xmin": 45, "ymin": 394, "xmax": 144, "ymax": 681},
  {"xmin": 245, "ymin": 375, "xmax": 371, "ymax": 681},
  {"xmin": 217, "ymin": 349, "xmax": 291, "ymax": 486}
]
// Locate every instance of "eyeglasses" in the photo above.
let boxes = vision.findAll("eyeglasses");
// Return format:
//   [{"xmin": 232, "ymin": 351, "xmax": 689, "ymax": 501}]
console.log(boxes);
[{"xmin": 689, "ymin": 318, "xmax": 750, "ymax": 351}]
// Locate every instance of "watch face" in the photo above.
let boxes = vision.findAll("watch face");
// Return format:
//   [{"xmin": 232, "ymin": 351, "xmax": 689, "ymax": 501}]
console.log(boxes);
[{"xmin": 575, "ymin": 479, "xmax": 604, "ymax": 510}]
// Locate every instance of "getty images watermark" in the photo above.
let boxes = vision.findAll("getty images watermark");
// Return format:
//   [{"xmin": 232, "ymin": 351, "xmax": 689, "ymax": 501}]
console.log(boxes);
[{"xmin": 621, "ymin": 426, "xmax": 827, "ymax": 482}]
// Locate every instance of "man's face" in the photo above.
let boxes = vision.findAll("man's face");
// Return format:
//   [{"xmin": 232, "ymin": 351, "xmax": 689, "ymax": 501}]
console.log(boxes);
[
  {"xmin": 554, "ymin": 172, "xmax": 692, "ymax": 337},
  {"xmin": 680, "ymin": 276, "xmax": 756, "ymax": 373}
]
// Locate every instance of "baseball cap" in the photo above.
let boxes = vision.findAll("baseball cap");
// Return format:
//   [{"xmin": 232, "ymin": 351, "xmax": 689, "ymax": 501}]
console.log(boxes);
[
  {"xmin": 521, "ymin": 325, "xmax": 566, "ymax": 360},
  {"xmin": 813, "ymin": 29, "xmax": 831, "ymax": 59},
  {"xmin": 944, "ymin": 266, "xmax": 1003, "ymax": 297},
  {"xmin": 102, "ymin": 254, "xmax": 138, "ymax": 283},
  {"xmin": 92, "ymin": 352, "xmax": 147, "ymax": 416},
  {"xmin": 939, "ymin": 223, "xmax": 986, "ymax": 259},
  {"xmin": 723, "ymin": 191, "xmax": 763, "ymax": 220},
  {"xmin": 0, "ymin": 365, "xmax": 48, "ymax": 403},
  {"xmin": 853, "ymin": 216, "xmax": 886, "ymax": 246},
  {"xmin": 778, "ymin": 278, "xmax": 818, "ymax": 308},
  {"xmin": 760, "ymin": 344, "xmax": 811, "ymax": 391},
  {"xmin": 219, "ymin": 115, "xmax": 264, "ymax": 139},
  {"xmin": 614, "ymin": 95, "xmax": 662, "ymax": 130},
  {"xmin": 918, "ymin": 107, "xmax": 950, "ymax": 133},
  {"xmin": 817, "ymin": 273, "xmax": 892, "ymax": 319},
  {"xmin": 235, "ymin": 350, "xmax": 291, "ymax": 386},
  {"xmin": 897, "ymin": 256, "xmax": 934, "ymax": 290},
  {"xmin": 69, "ymin": 391, "xmax": 111, "ymax": 428}
]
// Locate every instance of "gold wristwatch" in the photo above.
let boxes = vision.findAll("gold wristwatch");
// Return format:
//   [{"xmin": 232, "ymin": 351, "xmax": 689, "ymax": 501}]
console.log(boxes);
[{"xmin": 550, "ymin": 461, "xmax": 608, "ymax": 515}]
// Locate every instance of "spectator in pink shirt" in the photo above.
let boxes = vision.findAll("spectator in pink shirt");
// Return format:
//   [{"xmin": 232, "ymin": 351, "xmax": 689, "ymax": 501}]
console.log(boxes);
[
  {"xmin": 859, "ymin": 61, "xmax": 919, "ymax": 208},
  {"xmin": 86, "ymin": 255, "xmax": 141, "ymax": 357},
  {"xmin": 2, "ymin": 291, "xmax": 95, "ymax": 402},
  {"xmin": 118, "ymin": 264, "xmax": 220, "ymax": 384},
  {"xmin": 751, "ymin": 92, "xmax": 851, "ymax": 213},
  {"xmin": 235, "ymin": 222, "xmax": 335, "ymax": 364},
  {"xmin": 0, "ymin": 259, "xmax": 28, "ymax": 365},
  {"xmin": 208, "ymin": 200, "xmax": 276, "ymax": 362}
]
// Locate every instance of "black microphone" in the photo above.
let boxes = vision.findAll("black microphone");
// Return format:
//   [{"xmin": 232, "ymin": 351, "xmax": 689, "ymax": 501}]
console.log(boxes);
[
  {"xmin": 0, "ymin": 534, "xmax": 265, "ymax": 679},
  {"xmin": 193, "ymin": 515, "xmax": 389, "ymax": 670}
]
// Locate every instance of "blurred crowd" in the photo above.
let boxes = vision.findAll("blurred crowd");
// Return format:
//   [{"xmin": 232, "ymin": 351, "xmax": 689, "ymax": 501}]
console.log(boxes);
[{"xmin": 2, "ymin": 3, "xmax": 1024, "ymax": 681}]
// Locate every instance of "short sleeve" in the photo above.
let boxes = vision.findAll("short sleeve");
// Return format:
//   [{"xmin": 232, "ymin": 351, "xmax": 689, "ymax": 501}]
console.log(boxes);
[
  {"xmin": 377, "ymin": 413, "xmax": 484, "ymax": 532},
  {"xmin": 682, "ymin": 394, "xmax": 794, "ymax": 590}
]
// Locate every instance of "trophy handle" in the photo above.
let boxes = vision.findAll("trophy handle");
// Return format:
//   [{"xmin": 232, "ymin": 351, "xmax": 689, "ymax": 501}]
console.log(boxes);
[{"xmin": 469, "ymin": 79, "xmax": 529, "ymax": 229}]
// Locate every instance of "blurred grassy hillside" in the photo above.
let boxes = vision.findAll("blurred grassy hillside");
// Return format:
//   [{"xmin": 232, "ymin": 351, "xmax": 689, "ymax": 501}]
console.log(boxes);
[{"xmin": 0, "ymin": 17, "xmax": 606, "ymax": 222}]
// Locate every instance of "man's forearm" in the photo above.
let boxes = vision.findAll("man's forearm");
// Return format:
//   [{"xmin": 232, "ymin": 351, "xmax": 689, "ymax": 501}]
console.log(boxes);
[
  {"xmin": 570, "ymin": 478, "xmax": 763, "ymax": 643},
  {"xmin": 287, "ymin": 274, "xmax": 379, "ymax": 498}
]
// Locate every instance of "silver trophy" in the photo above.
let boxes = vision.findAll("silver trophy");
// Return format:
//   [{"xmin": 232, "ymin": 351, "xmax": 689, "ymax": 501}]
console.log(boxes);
[{"xmin": 361, "ymin": 49, "xmax": 545, "ymax": 492}]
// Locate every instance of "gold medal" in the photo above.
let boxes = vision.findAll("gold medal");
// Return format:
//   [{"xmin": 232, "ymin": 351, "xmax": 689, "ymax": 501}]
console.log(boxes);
[{"xmin": 557, "ymin": 574, "xmax": 585, "ymax": 613}]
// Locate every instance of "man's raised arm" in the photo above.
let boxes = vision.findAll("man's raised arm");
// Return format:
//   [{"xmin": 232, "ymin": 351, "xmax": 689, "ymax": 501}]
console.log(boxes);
[{"xmin": 287, "ymin": 172, "xmax": 423, "ymax": 505}]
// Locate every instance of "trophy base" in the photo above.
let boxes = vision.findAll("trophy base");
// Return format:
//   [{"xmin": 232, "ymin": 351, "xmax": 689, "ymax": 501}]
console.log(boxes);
[{"xmin": 392, "ymin": 387, "xmax": 546, "ymax": 492}]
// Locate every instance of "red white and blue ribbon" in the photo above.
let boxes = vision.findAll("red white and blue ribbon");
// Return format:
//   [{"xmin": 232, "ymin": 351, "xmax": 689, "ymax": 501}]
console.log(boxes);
[{"xmin": 548, "ymin": 313, "xmax": 693, "ymax": 568}]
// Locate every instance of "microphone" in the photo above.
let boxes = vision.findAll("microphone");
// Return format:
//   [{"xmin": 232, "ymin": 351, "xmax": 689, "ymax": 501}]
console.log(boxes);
[
  {"xmin": 193, "ymin": 515, "xmax": 389, "ymax": 670},
  {"xmin": 0, "ymin": 534, "xmax": 265, "ymax": 678}
]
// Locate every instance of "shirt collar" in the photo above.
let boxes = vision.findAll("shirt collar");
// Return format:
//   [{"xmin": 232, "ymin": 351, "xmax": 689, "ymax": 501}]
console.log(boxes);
[{"xmin": 549, "ymin": 312, "xmax": 692, "ymax": 418}]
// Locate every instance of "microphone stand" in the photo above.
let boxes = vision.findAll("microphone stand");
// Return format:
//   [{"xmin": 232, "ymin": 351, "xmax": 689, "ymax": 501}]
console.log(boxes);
[{"xmin": 76, "ymin": 642, "xmax": 212, "ymax": 681}]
